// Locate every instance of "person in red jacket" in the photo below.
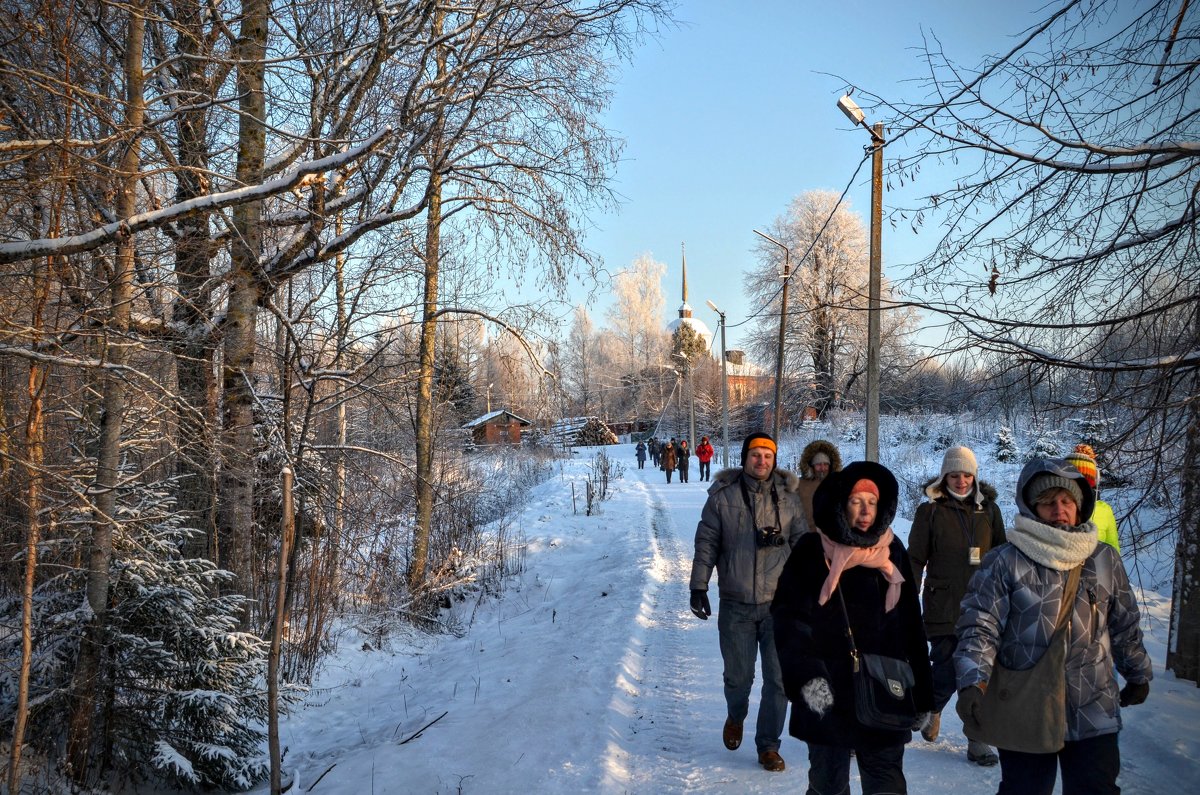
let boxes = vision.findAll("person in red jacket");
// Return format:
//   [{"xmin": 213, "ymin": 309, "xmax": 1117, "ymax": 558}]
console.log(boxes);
[{"xmin": 696, "ymin": 436, "xmax": 716, "ymax": 481}]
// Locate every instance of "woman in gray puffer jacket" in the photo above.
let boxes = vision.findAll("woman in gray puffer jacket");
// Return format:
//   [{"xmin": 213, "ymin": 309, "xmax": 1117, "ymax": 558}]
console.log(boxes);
[{"xmin": 953, "ymin": 457, "xmax": 1152, "ymax": 795}]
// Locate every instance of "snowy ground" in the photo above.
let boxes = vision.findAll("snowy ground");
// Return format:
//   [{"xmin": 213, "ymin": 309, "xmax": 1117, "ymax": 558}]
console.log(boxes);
[{"xmin": 260, "ymin": 444, "xmax": 1199, "ymax": 794}]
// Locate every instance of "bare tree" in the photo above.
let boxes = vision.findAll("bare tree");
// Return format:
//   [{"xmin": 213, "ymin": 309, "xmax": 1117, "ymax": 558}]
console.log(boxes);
[
  {"xmin": 405, "ymin": 0, "xmax": 671, "ymax": 591},
  {"xmin": 745, "ymin": 190, "xmax": 912, "ymax": 417},
  {"xmin": 851, "ymin": 0, "xmax": 1200, "ymax": 678},
  {"xmin": 0, "ymin": 0, "xmax": 674, "ymax": 783}
]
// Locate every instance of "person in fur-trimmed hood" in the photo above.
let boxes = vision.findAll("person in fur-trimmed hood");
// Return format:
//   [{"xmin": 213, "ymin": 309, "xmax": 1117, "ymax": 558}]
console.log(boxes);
[
  {"xmin": 796, "ymin": 439, "xmax": 842, "ymax": 532},
  {"xmin": 689, "ymin": 432, "xmax": 808, "ymax": 772},
  {"xmin": 907, "ymin": 445, "xmax": 1007, "ymax": 764},
  {"xmin": 772, "ymin": 461, "xmax": 934, "ymax": 794},
  {"xmin": 954, "ymin": 457, "xmax": 1151, "ymax": 795}
]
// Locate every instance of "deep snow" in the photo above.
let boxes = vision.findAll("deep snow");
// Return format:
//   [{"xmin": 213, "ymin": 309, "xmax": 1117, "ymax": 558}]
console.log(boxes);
[{"xmin": 261, "ymin": 443, "xmax": 1199, "ymax": 794}]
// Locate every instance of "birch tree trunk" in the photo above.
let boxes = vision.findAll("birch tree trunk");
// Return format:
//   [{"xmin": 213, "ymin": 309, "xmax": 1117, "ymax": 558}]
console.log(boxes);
[
  {"xmin": 409, "ymin": 7, "xmax": 445, "ymax": 594},
  {"xmin": 171, "ymin": 0, "xmax": 218, "ymax": 560},
  {"xmin": 219, "ymin": 0, "xmax": 268, "ymax": 623},
  {"xmin": 6, "ymin": 277, "xmax": 50, "ymax": 795},
  {"xmin": 268, "ymin": 467, "xmax": 295, "ymax": 794},
  {"xmin": 1168, "ymin": 315, "xmax": 1200, "ymax": 681},
  {"xmin": 66, "ymin": 0, "xmax": 147, "ymax": 779}
]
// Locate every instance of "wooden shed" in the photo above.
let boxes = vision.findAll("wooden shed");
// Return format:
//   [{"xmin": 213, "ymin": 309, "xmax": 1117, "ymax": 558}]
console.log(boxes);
[{"xmin": 463, "ymin": 409, "xmax": 532, "ymax": 445}]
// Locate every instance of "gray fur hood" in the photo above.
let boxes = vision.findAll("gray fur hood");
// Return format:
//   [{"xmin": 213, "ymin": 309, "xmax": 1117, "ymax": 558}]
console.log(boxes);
[{"xmin": 920, "ymin": 475, "xmax": 999, "ymax": 509}]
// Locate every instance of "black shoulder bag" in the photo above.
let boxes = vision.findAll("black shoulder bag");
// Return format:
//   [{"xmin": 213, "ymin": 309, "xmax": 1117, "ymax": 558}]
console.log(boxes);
[{"xmin": 837, "ymin": 587, "xmax": 917, "ymax": 731}]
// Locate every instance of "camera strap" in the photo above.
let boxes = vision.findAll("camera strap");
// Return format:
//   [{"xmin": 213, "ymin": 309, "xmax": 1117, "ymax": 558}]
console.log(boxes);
[{"xmin": 739, "ymin": 475, "xmax": 782, "ymax": 534}]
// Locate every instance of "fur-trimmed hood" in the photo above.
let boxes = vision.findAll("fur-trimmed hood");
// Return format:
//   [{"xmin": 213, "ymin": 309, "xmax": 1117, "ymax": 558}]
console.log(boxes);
[
  {"xmin": 799, "ymin": 439, "xmax": 842, "ymax": 480},
  {"xmin": 709, "ymin": 466, "xmax": 800, "ymax": 495},
  {"xmin": 920, "ymin": 475, "xmax": 999, "ymax": 509},
  {"xmin": 812, "ymin": 461, "xmax": 899, "ymax": 548}
]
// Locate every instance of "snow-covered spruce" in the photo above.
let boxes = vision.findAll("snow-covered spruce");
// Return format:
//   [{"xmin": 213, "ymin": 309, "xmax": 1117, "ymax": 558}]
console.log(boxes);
[{"xmin": 0, "ymin": 470, "xmax": 287, "ymax": 790}]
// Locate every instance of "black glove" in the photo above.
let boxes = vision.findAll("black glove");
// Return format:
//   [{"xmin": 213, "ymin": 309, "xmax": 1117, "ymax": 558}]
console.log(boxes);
[
  {"xmin": 1119, "ymin": 680, "xmax": 1149, "ymax": 707},
  {"xmin": 955, "ymin": 684, "xmax": 985, "ymax": 725},
  {"xmin": 689, "ymin": 589, "xmax": 711, "ymax": 620}
]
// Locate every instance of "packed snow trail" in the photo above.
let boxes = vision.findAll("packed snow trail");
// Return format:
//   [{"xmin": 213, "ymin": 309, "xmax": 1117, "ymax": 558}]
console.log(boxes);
[{"xmin": 260, "ymin": 446, "xmax": 1195, "ymax": 794}]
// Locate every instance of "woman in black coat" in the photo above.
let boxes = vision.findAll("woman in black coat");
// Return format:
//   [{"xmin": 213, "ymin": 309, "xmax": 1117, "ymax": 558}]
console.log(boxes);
[{"xmin": 772, "ymin": 461, "xmax": 933, "ymax": 795}]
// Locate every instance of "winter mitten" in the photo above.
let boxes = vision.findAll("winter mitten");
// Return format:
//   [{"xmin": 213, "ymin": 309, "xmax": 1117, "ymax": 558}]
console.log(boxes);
[
  {"xmin": 802, "ymin": 677, "xmax": 834, "ymax": 718},
  {"xmin": 689, "ymin": 589, "xmax": 711, "ymax": 620},
  {"xmin": 912, "ymin": 711, "xmax": 933, "ymax": 733},
  {"xmin": 1119, "ymin": 680, "xmax": 1150, "ymax": 707},
  {"xmin": 955, "ymin": 684, "xmax": 986, "ymax": 725}
]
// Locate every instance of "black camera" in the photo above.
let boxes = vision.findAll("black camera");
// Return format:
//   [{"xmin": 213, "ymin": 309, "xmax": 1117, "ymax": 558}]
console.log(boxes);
[{"xmin": 757, "ymin": 526, "xmax": 786, "ymax": 548}]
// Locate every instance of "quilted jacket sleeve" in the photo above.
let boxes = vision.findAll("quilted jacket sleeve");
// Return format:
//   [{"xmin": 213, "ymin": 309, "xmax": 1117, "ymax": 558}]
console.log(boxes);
[
  {"xmin": 953, "ymin": 548, "xmax": 1009, "ymax": 689},
  {"xmin": 690, "ymin": 493, "xmax": 723, "ymax": 591},
  {"xmin": 1105, "ymin": 547, "xmax": 1153, "ymax": 684}
]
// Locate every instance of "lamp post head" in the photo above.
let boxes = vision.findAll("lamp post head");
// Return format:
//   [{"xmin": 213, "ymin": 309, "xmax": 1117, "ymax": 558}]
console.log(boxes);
[
  {"xmin": 837, "ymin": 95, "xmax": 865, "ymax": 125},
  {"xmin": 705, "ymin": 299, "xmax": 723, "ymax": 316},
  {"xmin": 752, "ymin": 228, "xmax": 790, "ymax": 276},
  {"xmin": 838, "ymin": 94, "xmax": 886, "ymax": 143}
]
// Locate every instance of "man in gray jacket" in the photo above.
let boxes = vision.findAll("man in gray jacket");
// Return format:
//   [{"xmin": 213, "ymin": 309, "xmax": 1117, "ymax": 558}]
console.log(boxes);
[{"xmin": 689, "ymin": 431, "xmax": 808, "ymax": 772}]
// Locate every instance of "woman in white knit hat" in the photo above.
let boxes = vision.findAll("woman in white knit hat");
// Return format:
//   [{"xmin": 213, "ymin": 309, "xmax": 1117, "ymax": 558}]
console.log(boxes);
[{"xmin": 908, "ymin": 445, "xmax": 1007, "ymax": 765}]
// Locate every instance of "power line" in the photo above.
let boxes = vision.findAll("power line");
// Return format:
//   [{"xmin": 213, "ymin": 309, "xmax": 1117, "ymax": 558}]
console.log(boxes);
[{"xmin": 728, "ymin": 150, "xmax": 872, "ymax": 330}]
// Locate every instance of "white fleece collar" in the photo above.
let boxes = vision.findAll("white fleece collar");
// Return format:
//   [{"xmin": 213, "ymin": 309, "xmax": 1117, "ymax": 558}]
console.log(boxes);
[{"xmin": 1009, "ymin": 514, "xmax": 1098, "ymax": 570}]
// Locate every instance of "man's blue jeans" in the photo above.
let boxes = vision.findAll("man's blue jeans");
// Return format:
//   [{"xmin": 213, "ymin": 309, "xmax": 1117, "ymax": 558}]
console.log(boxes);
[{"xmin": 717, "ymin": 598, "xmax": 787, "ymax": 753}]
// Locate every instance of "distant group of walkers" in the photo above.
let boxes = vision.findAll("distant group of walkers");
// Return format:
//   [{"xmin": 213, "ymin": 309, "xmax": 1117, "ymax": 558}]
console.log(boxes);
[
  {"xmin": 639, "ymin": 435, "xmax": 716, "ymax": 484},
  {"xmin": 684, "ymin": 432, "xmax": 1150, "ymax": 794}
]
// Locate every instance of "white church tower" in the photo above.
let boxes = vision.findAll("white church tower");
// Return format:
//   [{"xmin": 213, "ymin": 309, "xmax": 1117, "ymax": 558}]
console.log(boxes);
[{"xmin": 665, "ymin": 243, "xmax": 713, "ymax": 350}]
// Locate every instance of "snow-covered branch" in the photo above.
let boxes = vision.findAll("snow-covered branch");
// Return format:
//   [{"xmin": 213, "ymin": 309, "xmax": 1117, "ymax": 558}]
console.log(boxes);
[
  {"xmin": 430, "ymin": 306, "xmax": 553, "ymax": 380},
  {"xmin": 0, "ymin": 128, "xmax": 393, "ymax": 265}
]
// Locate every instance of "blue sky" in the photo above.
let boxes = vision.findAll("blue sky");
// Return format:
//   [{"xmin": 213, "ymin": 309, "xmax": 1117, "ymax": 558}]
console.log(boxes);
[{"xmin": 568, "ymin": 0, "xmax": 1054, "ymax": 350}]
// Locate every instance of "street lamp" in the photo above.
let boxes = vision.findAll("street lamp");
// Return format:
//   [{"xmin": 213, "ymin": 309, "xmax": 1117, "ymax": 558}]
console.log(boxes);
[
  {"xmin": 753, "ymin": 228, "xmax": 790, "ymax": 442},
  {"xmin": 837, "ymin": 94, "xmax": 885, "ymax": 463},
  {"xmin": 706, "ymin": 299, "xmax": 730, "ymax": 468}
]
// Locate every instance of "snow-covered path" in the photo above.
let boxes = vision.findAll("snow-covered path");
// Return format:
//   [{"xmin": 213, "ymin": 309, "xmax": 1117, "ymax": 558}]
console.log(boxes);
[{"xmin": 261, "ymin": 446, "xmax": 1198, "ymax": 794}]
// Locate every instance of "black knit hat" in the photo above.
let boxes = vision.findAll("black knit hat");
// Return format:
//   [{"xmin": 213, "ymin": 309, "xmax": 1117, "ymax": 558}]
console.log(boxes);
[{"xmin": 740, "ymin": 432, "xmax": 777, "ymax": 468}]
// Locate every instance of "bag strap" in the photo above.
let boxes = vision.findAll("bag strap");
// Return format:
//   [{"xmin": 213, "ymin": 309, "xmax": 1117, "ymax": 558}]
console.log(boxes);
[
  {"xmin": 1054, "ymin": 564, "xmax": 1083, "ymax": 633},
  {"xmin": 836, "ymin": 588, "xmax": 861, "ymax": 672}
]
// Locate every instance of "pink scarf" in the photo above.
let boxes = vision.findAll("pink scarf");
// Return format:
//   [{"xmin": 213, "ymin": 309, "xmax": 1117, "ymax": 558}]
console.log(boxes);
[{"xmin": 818, "ymin": 528, "xmax": 904, "ymax": 612}]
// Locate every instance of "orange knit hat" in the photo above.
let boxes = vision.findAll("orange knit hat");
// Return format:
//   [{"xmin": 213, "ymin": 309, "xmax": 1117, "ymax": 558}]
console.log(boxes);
[
  {"xmin": 1065, "ymin": 444, "xmax": 1099, "ymax": 489},
  {"xmin": 850, "ymin": 478, "xmax": 880, "ymax": 499}
]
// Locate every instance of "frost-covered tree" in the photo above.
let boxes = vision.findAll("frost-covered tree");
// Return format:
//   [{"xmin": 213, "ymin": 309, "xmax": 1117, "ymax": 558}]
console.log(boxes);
[
  {"xmin": 995, "ymin": 425, "xmax": 1019, "ymax": 462},
  {"xmin": 607, "ymin": 254, "xmax": 670, "ymax": 372},
  {"xmin": 0, "ymin": 472, "xmax": 275, "ymax": 790},
  {"xmin": 745, "ymin": 191, "xmax": 913, "ymax": 417}
]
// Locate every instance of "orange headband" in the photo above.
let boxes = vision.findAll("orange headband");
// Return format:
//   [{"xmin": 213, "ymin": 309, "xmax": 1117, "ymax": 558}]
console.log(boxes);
[{"xmin": 747, "ymin": 437, "xmax": 777, "ymax": 454}]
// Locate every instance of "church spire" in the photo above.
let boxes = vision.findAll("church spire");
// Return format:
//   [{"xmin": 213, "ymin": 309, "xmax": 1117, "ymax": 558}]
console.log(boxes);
[
  {"xmin": 681, "ymin": 242, "xmax": 688, "ymax": 304},
  {"xmin": 679, "ymin": 243, "xmax": 692, "ymax": 319}
]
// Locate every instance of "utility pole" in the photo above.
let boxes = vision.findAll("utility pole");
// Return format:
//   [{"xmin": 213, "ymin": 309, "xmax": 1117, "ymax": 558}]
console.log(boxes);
[
  {"xmin": 837, "ymin": 96, "xmax": 886, "ymax": 462},
  {"xmin": 688, "ymin": 365, "xmax": 696, "ymax": 451},
  {"xmin": 707, "ymin": 300, "xmax": 730, "ymax": 467},
  {"xmin": 753, "ymin": 229, "xmax": 790, "ymax": 441},
  {"xmin": 866, "ymin": 121, "xmax": 884, "ymax": 463}
]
